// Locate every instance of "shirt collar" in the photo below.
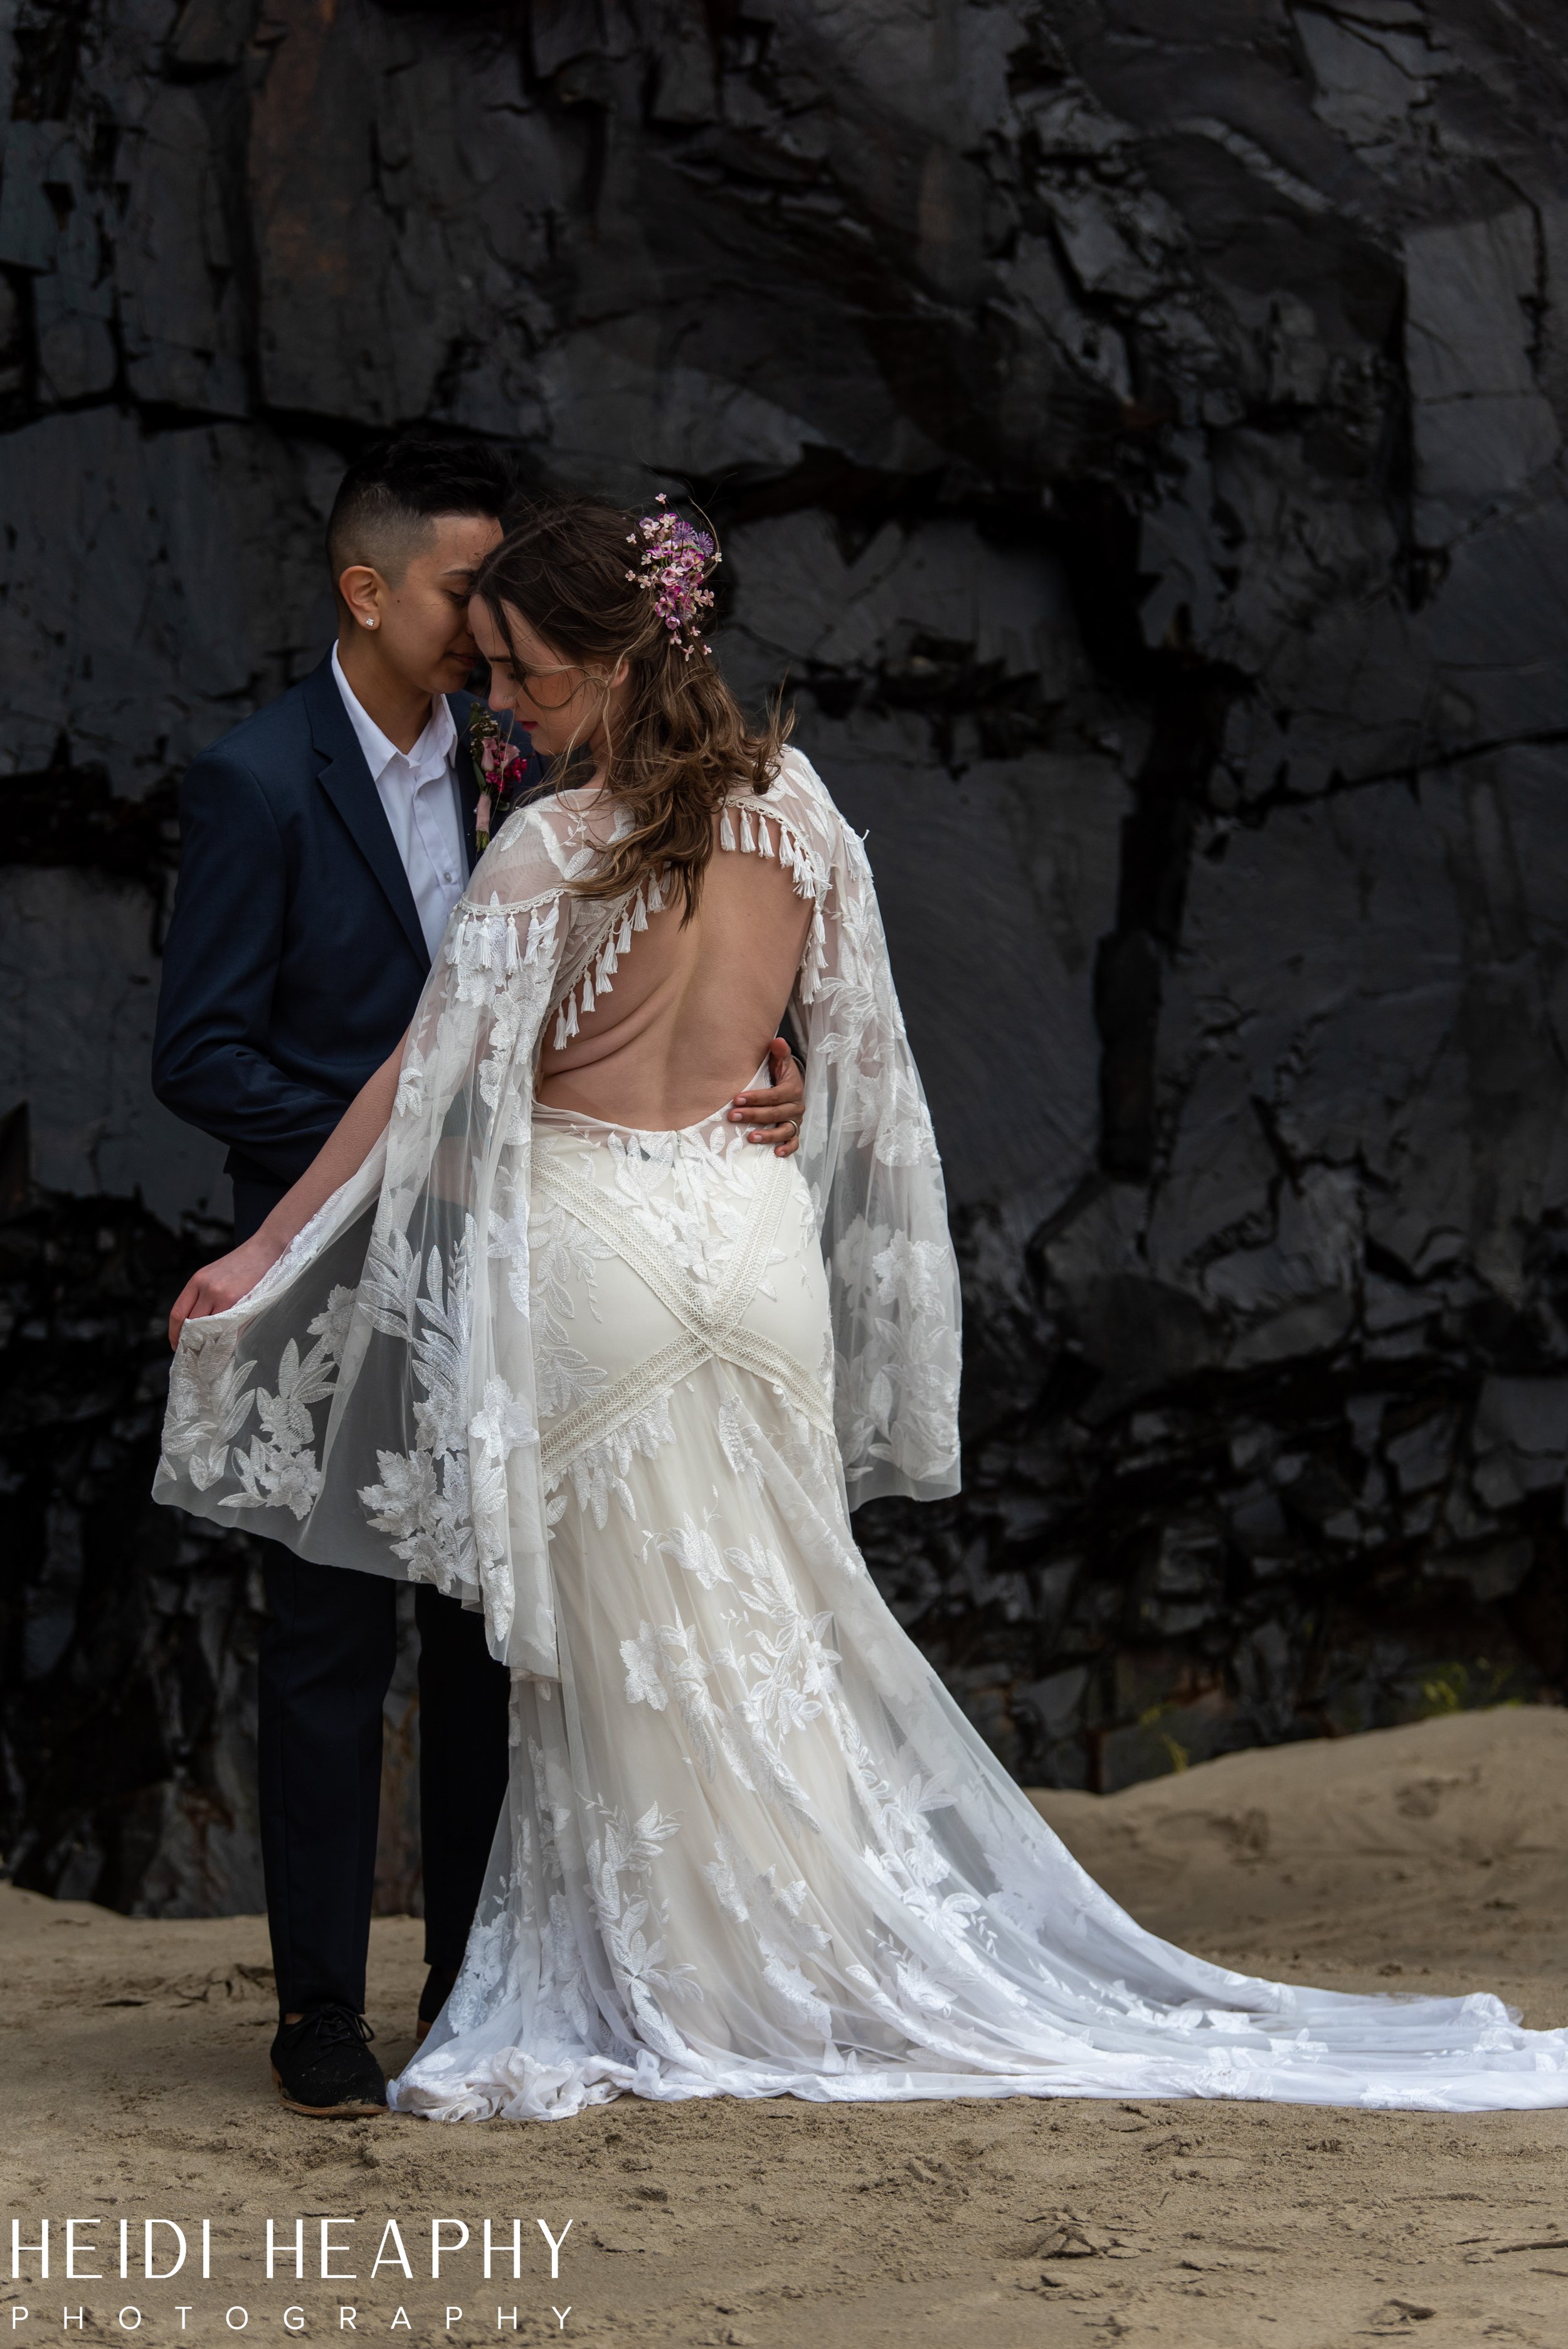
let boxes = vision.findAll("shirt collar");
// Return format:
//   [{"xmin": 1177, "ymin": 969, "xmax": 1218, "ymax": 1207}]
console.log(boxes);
[{"xmin": 331, "ymin": 642, "xmax": 456, "ymax": 787}]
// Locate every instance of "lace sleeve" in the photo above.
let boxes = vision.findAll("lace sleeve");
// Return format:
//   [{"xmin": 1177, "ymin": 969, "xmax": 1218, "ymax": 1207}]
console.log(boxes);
[
  {"xmin": 763, "ymin": 750, "xmax": 963, "ymax": 1509},
  {"xmin": 154, "ymin": 797, "xmax": 608, "ymax": 1680}
]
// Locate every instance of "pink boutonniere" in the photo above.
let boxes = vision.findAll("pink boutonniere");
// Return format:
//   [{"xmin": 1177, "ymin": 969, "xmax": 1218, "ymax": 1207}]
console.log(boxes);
[{"xmin": 469, "ymin": 706, "xmax": 528, "ymax": 851}]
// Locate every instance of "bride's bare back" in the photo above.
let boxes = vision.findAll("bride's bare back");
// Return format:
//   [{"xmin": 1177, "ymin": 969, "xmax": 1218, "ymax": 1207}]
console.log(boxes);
[{"xmin": 536, "ymin": 805, "xmax": 812, "ymax": 1130}]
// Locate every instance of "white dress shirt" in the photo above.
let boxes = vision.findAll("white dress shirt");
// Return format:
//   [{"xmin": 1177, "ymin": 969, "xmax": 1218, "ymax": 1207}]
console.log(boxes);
[{"xmin": 332, "ymin": 643, "xmax": 467, "ymax": 960}]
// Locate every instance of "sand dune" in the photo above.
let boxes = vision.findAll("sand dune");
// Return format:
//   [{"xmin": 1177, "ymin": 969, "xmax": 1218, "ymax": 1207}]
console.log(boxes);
[
  {"xmin": 4, "ymin": 1707, "xmax": 1567, "ymax": 2348},
  {"xmin": 1032, "ymin": 1699, "xmax": 1568, "ymax": 1998}
]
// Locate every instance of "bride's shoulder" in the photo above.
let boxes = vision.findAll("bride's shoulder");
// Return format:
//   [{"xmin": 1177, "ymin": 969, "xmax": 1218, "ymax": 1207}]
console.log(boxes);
[
  {"xmin": 745, "ymin": 744, "xmax": 842, "ymax": 839},
  {"xmin": 765, "ymin": 741, "xmax": 829, "ymax": 799},
  {"xmin": 470, "ymin": 790, "xmax": 602, "ymax": 901},
  {"xmin": 755, "ymin": 745, "xmax": 869, "ymax": 883}
]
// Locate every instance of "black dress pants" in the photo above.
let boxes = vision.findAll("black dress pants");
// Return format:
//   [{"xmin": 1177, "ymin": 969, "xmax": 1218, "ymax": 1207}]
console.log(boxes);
[
  {"xmin": 235, "ymin": 1177, "xmax": 511, "ymax": 2018},
  {"xmin": 257, "ymin": 1554, "xmax": 511, "ymax": 2015}
]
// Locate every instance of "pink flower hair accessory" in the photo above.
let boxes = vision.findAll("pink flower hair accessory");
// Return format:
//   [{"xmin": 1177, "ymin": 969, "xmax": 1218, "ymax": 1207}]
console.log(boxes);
[{"xmin": 625, "ymin": 492, "xmax": 719, "ymax": 660}]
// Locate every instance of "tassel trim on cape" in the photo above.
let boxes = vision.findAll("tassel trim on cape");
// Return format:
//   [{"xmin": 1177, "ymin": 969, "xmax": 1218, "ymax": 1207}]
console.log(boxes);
[{"xmin": 547, "ymin": 793, "xmax": 830, "ymax": 1050}]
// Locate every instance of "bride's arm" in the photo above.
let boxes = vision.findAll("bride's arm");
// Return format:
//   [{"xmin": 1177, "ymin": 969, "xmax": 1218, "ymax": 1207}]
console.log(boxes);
[{"xmin": 167, "ymin": 1036, "xmax": 405, "ymax": 1347}]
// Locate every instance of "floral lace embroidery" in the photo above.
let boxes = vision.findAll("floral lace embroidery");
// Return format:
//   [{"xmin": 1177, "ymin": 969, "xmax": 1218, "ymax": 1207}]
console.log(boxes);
[
  {"xmin": 601, "ymin": 1120, "xmax": 762, "ymax": 1295},
  {"xmin": 159, "ymin": 1286, "xmax": 356, "ymax": 1521},
  {"xmin": 222, "ymin": 1292, "xmax": 350, "ymax": 1517},
  {"xmin": 704, "ymin": 1830, "xmax": 835, "ymax": 2039},
  {"xmin": 652, "ymin": 1512, "xmax": 731, "ymax": 1588},
  {"xmin": 717, "ymin": 1395, "xmax": 766, "ymax": 1485},
  {"xmin": 620, "ymin": 1524, "xmax": 840, "ymax": 1820},
  {"xmin": 161, "ymin": 1328, "xmax": 260, "ymax": 1495},
  {"xmin": 585, "ymin": 1799, "xmax": 701, "ymax": 2048},
  {"xmin": 357, "ymin": 1219, "xmax": 533, "ymax": 1645},
  {"xmin": 524, "ymin": 1189, "xmax": 612, "ymax": 1422},
  {"xmin": 358, "ymin": 1222, "xmax": 482, "ymax": 1591},
  {"xmin": 830, "ymin": 1213, "xmax": 963, "ymax": 1484},
  {"xmin": 618, "ymin": 1603, "xmax": 815, "ymax": 1820},
  {"xmin": 718, "ymin": 1535, "xmax": 840, "ymax": 1741},
  {"xmin": 550, "ymin": 1394, "xmax": 675, "ymax": 1529}
]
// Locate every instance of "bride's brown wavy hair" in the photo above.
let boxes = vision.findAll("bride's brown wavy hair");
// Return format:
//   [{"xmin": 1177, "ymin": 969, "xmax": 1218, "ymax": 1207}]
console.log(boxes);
[{"xmin": 472, "ymin": 494, "xmax": 790, "ymax": 920}]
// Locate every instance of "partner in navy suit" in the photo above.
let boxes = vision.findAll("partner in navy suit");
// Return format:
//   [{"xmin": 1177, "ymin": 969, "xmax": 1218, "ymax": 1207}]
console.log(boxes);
[
  {"xmin": 154, "ymin": 654, "xmax": 504, "ymax": 1219},
  {"xmin": 152, "ymin": 436, "xmax": 537, "ymax": 2112}
]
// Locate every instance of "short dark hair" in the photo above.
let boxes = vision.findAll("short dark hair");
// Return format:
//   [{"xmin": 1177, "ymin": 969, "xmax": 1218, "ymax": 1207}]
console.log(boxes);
[{"xmin": 326, "ymin": 432, "xmax": 516, "ymax": 588}]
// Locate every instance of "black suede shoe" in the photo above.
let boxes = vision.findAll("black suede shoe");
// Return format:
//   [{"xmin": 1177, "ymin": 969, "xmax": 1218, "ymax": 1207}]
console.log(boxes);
[
  {"xmin": 415, "ymin": 1965, "xmax": 459, "ymax": 2047},
  {"xmin": 270, "ymin": 2005, "xmax": 388, "ymax": 2117}
]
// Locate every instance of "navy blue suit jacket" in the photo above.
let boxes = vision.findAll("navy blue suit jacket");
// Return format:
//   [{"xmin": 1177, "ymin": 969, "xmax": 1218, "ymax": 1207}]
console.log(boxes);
[{"xmin": 152, "ymin": 652, "xmax": 543, "ymax": 1192}]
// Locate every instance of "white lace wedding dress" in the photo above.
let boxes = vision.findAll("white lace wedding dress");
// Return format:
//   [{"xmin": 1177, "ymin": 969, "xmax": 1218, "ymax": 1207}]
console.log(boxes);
[{"xmin": 157, "ymin": 750, "xmax": 1568, "ymax": 2116}]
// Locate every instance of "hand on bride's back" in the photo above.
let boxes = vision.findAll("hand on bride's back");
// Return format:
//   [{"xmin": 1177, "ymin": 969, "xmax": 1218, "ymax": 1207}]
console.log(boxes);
[
  {"xmin": 728, "ymin": 1036, "xmax": 805, "ymax": 1156},
  {"xmin": 168, "ymin": 1233, "xmax": 282, "ymax": 1349}
]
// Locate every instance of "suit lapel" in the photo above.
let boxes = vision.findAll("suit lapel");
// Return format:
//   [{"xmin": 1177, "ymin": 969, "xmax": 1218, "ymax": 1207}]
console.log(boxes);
[{"xmin": 304, "ymin": 655, "xmax": 429, "ymax": 969}]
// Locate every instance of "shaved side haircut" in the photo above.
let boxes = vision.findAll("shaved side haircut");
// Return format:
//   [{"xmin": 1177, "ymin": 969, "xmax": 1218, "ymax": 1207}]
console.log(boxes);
[{"xmin": 326, "ymin": 432, "xmax": 517, "ymax": 589}]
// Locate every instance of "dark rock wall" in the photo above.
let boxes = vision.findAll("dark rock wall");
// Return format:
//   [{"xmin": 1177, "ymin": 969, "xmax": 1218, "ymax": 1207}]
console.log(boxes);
[{"xmin": 3, "ymin": 0, "xmax": 1567, "ymax": 1907}]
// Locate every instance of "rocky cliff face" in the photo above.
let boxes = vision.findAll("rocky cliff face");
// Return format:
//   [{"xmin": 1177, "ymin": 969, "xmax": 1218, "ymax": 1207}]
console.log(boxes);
[{"xmin": 3, "ymin": 0, "xmax": 1567, "ymax": 1910}]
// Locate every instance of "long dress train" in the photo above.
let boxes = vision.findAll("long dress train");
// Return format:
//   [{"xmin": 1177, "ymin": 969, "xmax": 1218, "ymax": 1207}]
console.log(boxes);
[
  {"xmin": 156, "ymin": 750, "xmax": 1568, "ymax": 2116},
  {"xmin": 393, "ymin": 1082, "xmax": 1568, "ymax": 2118}
]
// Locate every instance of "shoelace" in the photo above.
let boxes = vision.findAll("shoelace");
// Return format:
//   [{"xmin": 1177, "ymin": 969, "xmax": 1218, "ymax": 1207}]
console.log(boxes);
[{"xmin": 294, "ymin": 2004, "xmax": 376, "ymax": 2048}]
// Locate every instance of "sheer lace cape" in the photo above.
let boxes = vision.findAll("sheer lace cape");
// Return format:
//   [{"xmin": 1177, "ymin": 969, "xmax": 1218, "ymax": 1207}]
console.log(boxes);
[{"xmin": 154, "ymin": 748, "xmax": 961, "ymax": 1679}]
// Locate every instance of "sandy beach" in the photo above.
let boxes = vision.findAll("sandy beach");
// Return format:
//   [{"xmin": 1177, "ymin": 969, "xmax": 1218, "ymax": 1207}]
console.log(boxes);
[{"xmin": 6, "ymin": 1705, "xmax": 1568, "ymax": 2348}]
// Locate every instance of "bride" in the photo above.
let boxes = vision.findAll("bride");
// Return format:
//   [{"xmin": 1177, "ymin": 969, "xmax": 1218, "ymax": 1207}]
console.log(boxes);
[{"xmin": 157, "ymin": 494, "xmax": 1568, "ymax": 2119}]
